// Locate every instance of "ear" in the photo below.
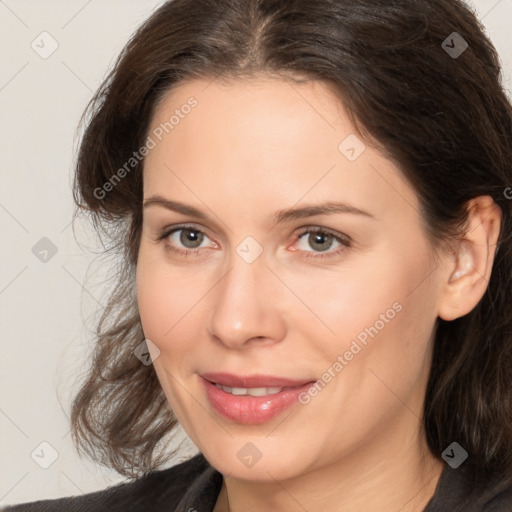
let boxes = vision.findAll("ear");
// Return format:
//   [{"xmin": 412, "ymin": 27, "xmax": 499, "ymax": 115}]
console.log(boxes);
[{"xmin": 437, "ymin": 195, "xmax": 502, "ymax": 321}]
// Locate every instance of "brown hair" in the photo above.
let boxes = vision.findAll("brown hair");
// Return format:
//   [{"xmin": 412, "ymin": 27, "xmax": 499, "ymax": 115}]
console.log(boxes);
[{"xmin": 71, "ymin": 0, "xmax": 512, "ymax": 489}]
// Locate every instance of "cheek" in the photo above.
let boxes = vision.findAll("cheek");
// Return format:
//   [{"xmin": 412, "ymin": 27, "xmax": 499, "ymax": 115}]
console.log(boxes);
[
  {"xmin": 355, "ymin": 251, "xmax": 436, "ymax": 400},
  {"xmin": 306, "ymin": 242, "xmax": 438, "ymax": 380},
  {"xmin": 135, "ymin": 254, "xmax": 206, "ymax": 423},
  {"xmin": 135, "ymin": 247, "xmax": 207, "ymax": 350},
  {"xmin": 292, "ymin": 257, "xmax": 407, "ymax": 351},
  {"xmin": 136, "ymin": 262, "xmax": 173, "ymax": 344}
]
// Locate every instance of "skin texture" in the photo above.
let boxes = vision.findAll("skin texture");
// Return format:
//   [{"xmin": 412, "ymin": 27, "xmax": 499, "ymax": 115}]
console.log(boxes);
[{"xmin": 135, "ymin": 76, "xmax": 501, "ymax": 512}]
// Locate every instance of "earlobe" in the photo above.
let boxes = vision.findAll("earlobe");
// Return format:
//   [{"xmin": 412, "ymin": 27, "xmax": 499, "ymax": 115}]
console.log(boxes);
[{"xmin": 438, "ymin": 196, "xmax": 502, "ymax": 321}]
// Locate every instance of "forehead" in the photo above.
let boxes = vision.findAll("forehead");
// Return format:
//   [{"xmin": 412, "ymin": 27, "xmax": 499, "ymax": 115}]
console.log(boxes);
[
  {"xmin": 142, "ymin": 76, "xmax": 420, "ymax": 224},
  {"xmin": 148, "ymin": 75, "xmax": 349, "ymax": 157}
]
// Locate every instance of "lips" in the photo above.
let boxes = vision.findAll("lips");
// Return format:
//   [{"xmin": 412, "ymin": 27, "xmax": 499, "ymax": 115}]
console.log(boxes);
[{"xmin": 201, "ymin": 372, "xmax": 316, "ymax": 424}]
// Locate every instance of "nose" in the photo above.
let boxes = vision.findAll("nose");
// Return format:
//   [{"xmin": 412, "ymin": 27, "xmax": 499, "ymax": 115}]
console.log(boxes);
[{"xmin": 207, "ymin": 254, "xmax": 287, "ymax": 350}]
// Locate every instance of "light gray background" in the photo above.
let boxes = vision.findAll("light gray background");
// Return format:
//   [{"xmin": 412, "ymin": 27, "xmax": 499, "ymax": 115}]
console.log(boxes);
[{"xmin": 1, "ymin": 0, "xmax": 511, "ymax": 506}]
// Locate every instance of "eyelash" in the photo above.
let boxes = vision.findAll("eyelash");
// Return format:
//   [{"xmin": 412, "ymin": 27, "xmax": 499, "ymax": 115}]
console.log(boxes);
[{"xmin": 155, "ymin": 223, "xmax": 351, "ymax": 260}]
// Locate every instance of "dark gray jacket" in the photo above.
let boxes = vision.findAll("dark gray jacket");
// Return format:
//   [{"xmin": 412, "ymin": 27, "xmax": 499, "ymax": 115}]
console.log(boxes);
[{"xmin": 2, "ymin": 454, "xmax": 511, "ymax": 511}]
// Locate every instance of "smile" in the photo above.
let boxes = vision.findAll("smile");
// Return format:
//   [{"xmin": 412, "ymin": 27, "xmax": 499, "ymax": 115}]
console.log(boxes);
[{"xmin": 201, "ymin": 373, "xmax": 316, "ymax": 424}]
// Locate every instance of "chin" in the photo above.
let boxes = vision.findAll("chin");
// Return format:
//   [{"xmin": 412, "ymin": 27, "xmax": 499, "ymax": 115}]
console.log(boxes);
[{"xmin": 198, "ymin": 437, "xmax": 315, "ymax": 482}]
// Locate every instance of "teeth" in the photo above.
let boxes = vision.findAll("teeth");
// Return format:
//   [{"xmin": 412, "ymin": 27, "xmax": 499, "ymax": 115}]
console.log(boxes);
[
  {"xmin": 215, "ymin": 384, "xmax": 284, "ymax": 396},
  {"xmin": 265, "ymin": 387, "xmax": 283, "ymax": 395},
  {"xmin": 248, "ymin": 387, "xmax": 273, "ymax": 396}
]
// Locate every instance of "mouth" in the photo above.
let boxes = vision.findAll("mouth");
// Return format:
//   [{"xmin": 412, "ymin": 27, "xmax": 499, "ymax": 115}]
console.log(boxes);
[{"xmin": 200, "ymin": 372, "xmax": 316, "ymax": 424}]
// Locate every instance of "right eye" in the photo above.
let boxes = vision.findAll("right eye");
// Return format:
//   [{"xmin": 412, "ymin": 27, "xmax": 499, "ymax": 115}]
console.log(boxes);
[{"xmin": 157, "ymin": 224, "xmax": 219, "ymax": 256}]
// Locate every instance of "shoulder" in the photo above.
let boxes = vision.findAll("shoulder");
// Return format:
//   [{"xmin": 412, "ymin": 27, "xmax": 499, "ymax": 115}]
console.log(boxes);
[
  {"xmin": 426, "ymin": 460, "xmax": 512, "ymax": 512},
  {"xmin": 1, "ymin": 453, "xmax": 221, "ymax": 512},
  {"xmin": 480, "ymin": 474, "xmax": 512, "ymax": 511}
]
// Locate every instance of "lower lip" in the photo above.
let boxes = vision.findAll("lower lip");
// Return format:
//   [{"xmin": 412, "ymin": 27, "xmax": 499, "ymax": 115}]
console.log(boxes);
[{"xmin": 201, "ymin": 378, "xmax": 315, "ymax": 424}]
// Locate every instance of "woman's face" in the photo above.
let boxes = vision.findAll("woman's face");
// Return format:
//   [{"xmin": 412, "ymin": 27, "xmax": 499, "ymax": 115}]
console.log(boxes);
[{"xmin": 136, "ymin": 76, "xmax": 445, "ymax": 480}]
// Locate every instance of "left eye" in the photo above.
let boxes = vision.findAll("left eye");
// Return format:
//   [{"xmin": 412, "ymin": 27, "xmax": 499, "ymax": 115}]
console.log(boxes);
[{"xmin": 294, "ymin": 229, "xmax": 350, "ymax": 255}]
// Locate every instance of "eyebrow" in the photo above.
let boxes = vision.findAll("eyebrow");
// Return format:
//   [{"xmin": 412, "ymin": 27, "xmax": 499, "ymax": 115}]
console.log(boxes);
[{"xmin": 143, "ymin": 195, "xmax": 376, "ymax": 224}]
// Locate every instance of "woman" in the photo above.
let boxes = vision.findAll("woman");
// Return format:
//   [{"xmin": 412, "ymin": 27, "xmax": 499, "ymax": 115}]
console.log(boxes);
[{"xmin": 4, "ymin": 0, "xmax": 512, "ymax": 510}]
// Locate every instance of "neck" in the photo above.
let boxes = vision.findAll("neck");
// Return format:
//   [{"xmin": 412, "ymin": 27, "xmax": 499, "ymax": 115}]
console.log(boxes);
[{"xmin": 214, "ymin": 424, "xmax": 444, "ymax": 512}]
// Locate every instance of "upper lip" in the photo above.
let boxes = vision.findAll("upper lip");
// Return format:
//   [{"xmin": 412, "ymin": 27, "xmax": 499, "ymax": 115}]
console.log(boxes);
[{"xmin": 201, "ymin": 372, "xmax": 315, "ymax": 388}]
